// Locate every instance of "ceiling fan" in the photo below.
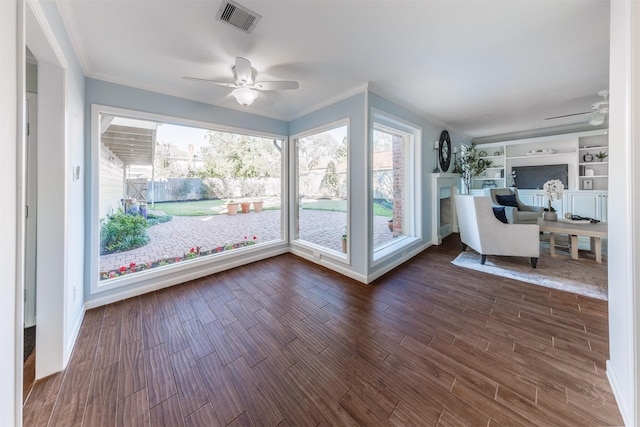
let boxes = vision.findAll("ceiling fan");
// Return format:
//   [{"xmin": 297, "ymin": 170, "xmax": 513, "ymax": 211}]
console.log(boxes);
[
  {"xmin": 183, "ymin": 57, "xmax": 299, "ymax": 106},
  {"xmin": 544, "ymin": 90, "xmax": 609, "ymax": 126}
]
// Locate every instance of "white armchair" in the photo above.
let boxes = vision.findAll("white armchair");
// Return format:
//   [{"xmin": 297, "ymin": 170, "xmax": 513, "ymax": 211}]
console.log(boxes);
[{"xmin": 455, "ymin": 195, "xmax": 540, "ymax": 268}]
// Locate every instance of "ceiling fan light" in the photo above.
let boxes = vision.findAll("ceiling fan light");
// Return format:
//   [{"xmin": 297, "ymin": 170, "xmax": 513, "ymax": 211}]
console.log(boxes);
[
  {"xmin": 589, "ymin": 114, "xmax": 606, "ymax": 126},
  {"xmin": 231, "ymin": 87, "xmax": 258, "ymax": 106}
]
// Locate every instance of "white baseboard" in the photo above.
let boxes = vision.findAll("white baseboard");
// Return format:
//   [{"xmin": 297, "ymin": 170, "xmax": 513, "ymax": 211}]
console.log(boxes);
[
  {"xmin": 607, "ymin": 359, "xmax": 630, "ymax": 426},
  {"xmin": 85, "ymin": 246, "xmax": 288, "ymax": 309},
  {"xmin": 64, "ymin": 309, "xmax": 85, "ymax": 367},
  {"xmin": 289, "ymin": 247, "xmax": 368, "ymax": 284},
  {"xmin": 366, "ymin": 241, "xmax": 432, "ymax": 283}
]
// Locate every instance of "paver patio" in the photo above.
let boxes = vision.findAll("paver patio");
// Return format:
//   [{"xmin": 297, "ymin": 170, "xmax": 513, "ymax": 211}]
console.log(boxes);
[{"xmin": 100, "ymin": 209, "xmax": 395, "ymax": 272}]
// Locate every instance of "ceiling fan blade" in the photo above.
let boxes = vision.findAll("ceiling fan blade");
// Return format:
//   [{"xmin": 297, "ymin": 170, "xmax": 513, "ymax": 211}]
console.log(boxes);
[
  {"xmin": 234, "ymin": 57, "xmax": 254, "ymax": 85},
  {"xmin": 182, "ymin": 76, "xmax": 237, "ymax": 88},
  {"xmin": 544, "ymin": 111, "xmax": 592, "ymax": 120},
  {"xmin": 254, "ymin": 81, "xmax": 299, "ymax": 91}
]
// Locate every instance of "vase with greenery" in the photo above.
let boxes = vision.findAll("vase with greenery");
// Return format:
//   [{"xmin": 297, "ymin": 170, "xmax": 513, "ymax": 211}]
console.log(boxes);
[
  {"xmin": 456, "ymin": 143, "xmax": 488, "ymax": 194},
  {"xmin": 596, "ymin": 151, "xmax": 608, "ymax": 162}
]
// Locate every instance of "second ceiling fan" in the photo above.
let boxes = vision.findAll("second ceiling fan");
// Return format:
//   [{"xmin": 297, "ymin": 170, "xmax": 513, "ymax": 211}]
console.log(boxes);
[{"xmin": 545, "ymin": 90, "xmax": 609, "ymax": 126}]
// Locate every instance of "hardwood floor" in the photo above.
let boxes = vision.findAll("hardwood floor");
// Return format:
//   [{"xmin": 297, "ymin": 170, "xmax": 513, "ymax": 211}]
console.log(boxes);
[{"xmin": 23, "ymin": 236, "xmax": 623, "ymax": 426}]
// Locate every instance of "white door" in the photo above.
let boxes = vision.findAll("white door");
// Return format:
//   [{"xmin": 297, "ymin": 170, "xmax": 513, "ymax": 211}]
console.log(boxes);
[{"xmin": 25, "ymin": 93, "xmax": 37, "ymax": 327}]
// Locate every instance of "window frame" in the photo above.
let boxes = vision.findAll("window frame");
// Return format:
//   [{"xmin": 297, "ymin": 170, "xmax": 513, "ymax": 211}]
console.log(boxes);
[
  {"xmin": 89, "ymin": 104, "xmax": 288, "ymax": 295},
  {"xmin": 370, "ymin": 109, "xmax": 422, "ymax": 265},
  {"xmin": 289, "ymin": 118, "xmax": 350, "ymax": 264}
]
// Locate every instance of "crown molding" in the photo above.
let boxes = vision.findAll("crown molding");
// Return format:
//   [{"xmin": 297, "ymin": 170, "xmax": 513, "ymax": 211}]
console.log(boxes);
[
  {"xmin": 472, "ymin": 123, "xmax": 608, "ymax": 144},
  {"xmin": 86, "ymin": 71, "xmax": 289, "ymax": 122},
  {"xmin": 367, "ymin": 83, "xmax": 472, "ymax": 140},
  {"xmin": 286, "ymin": 82, "xmax": 370, "ymax": 121},
  {"xmin": 54, "ymin": 0, "xmax": 87, "ymax": 73}
]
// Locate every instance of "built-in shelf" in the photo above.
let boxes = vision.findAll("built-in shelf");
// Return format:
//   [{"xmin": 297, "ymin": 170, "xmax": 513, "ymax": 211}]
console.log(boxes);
[
  {"xmin": 507, "ymin": 151, "xmax": 575, "ymax": 160},
  {"xmin": 471, "ymin": 129, "xmax": 608, "ymax": 191},
  {"xmin": 579, "ymin": 145, "xmax": 608, "ymax": 150}
]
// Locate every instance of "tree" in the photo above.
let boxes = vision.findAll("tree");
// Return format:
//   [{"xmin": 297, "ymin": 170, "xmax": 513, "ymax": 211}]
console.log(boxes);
[
  {"xmin": 320, "ymin": 161, "xmax": 340, "ymax": 197},
  {"xmin": 154, "ymin": 142, "xmax": 187, "ymax": 178},
  {"xmin": 199, "ymin": 131, "xmax": 281, "ymax": 179}
]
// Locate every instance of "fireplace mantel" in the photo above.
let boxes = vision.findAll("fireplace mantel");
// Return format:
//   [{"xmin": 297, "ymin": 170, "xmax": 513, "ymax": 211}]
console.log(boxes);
[{"xmin": 431, "ymin": 173, "xmax": 459, "ymax": 245}]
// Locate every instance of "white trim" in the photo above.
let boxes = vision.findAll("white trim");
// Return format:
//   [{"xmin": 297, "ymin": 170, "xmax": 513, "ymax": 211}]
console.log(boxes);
[
  {"xmin": 86, "ymin": 246, "xmax": 288, "ymax": 309},
  {"xmin": 287, "ymin": 83, "xmax": 368, "ymax": 121},
  {"xmin": 290, "ymin": 240, "xmax": 348, "ymax": 265},
  {"xmin": 474, "ymin": 128, "xmax": 608, "ymax": 145},
  {"xmin": 96, "ymin": 240, "xmax": 286, "ymax": 292},
  {"xmin": 290, "ymin": 118, "xmax": 351, "ymax": 263},
  {"xmin": 25, "ymin": 0, "xmax": 68, "ymax": 68},
  {"xmin": 84, "ymin": 74, "xmax": 367, "ymax": 124},
  {"xmin": 289, "ymin": 247, "xmax": 367, "ymax": 284},
  {"xmin": 367, "ymin": 83, "xmax": 470, "ymax": 140},
  {"xmin": 367, "ymin": 241, "xmax": 432, "ymax": 283},
  {"xmin": 54, "ymin": 1, "xmax": 89, "ymax": 73},
  {"xmin": 370, "ymin": 108, "xmax": 423, "ymax": 266},
  {"xmin": 90, "ymin": 104, "xmax": 288, "ymax": 296},
  {"xmin": 89, "ymin": 72, "xmax": 290, "ymax": 122},
  {"xmin": 65, "ymin": 309, "xmax": 84, "ymax": 365},
  {"xmin": 607, "ymin": 361, "xmax": 630, "ymax": 427}
]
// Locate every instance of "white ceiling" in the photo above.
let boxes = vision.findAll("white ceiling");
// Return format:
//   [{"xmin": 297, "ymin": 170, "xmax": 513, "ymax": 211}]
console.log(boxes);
[{"xmin": 55, "ymin": 0, "xmax": 610, "ymax": 139}]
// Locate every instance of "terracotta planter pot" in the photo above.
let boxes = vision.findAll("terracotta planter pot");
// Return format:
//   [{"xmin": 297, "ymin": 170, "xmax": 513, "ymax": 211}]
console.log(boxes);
[
  {"xmin": 226, "ymin": 203, "xmax": 239, "ymax": 215},
  {"xmin": 253, "ymin": 201, "xmax": 264, "ymax": 212},
  {"xmin": 341, "ymin": 238, "xmax": 347, "ymax": 253},
  {"xmin": 388, "ymin": 220, "xmax": 394, "ymax": 232},
  {"xmin": 240, "ymin": 202, "xmax": 251, "ymax": 213}
]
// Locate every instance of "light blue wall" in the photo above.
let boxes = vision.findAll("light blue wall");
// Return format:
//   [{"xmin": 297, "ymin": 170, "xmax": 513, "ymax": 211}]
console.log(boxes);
[
  {"xmin": 289, "ymin": 92, "xmax": 368, "ymax": 277},
  {"xmin": 85, "ymin": 78, "xmax": 288, "ymax": 136},
  {"xmin": 367, "ymin": 92, "xmax": 471, "ymax": 276}
]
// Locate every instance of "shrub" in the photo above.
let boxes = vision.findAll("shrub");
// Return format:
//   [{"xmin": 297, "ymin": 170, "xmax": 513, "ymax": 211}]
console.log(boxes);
[
  {"xmin": 100, "ymin": 212, "xmax": 149, "ymax": 255},
  {"xmin": 146, "ymin": 213, "xmax": 172, "ymax": 226}
]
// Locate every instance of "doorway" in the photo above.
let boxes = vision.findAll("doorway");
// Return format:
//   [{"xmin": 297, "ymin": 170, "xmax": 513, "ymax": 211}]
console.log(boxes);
[{"xmin": 22, "ymin": 50, "xmax": 38, "ymax": 400}]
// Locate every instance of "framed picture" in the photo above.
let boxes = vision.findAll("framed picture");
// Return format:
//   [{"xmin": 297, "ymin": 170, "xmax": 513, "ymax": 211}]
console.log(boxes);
[{"xmin": 583, "ymin": 178, "xmax": 593, "ymax": 190}]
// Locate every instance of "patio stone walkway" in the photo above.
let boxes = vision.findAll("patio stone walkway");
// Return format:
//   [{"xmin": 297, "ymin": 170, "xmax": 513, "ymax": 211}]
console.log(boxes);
[{"xmin": 100, "ymin": 209, "xmax": 395, "ymax": 272}]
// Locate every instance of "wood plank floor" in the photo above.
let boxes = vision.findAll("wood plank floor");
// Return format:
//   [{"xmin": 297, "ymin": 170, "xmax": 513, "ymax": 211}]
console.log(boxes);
[{"xmin": 23, "ymin": 235, "xmax": 623, "ymax": 426}]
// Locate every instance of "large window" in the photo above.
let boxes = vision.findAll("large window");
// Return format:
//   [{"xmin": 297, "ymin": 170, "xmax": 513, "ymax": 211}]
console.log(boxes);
[
  {"xmin": 372, "ymin": 112, "xmax": 421, "ymax": 261},
  {"xmin": 93, "ymin": 107, "xmax": 284, "ymax": 288},
  {"xmin": 293, "ymin": 121, "xmax": 348, "ymax": 256}
]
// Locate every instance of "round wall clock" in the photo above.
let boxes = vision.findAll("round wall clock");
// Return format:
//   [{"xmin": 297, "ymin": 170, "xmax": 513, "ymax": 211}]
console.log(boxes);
[{"xmin": 439, "ymin": 130, "xmax": 451, "ymax": 172}]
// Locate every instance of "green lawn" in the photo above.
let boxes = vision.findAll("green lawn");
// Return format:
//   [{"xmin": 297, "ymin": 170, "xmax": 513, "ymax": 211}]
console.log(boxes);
[
  {"xmin": 152, "ymin": 199, "xmax": 226, "ymax": 216},
  {"xmin": 301, "ymin": 199, "xmax": 392, "ymax": 218},
  {"xmin": 153, "ymin": 198, "xmax": 392, "ymax": 217}
]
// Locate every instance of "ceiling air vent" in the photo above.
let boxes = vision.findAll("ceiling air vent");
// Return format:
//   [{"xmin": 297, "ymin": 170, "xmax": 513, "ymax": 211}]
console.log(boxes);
[{"xmin": 216, "ymin": 0, "xmax": 262, "ymax": 34}]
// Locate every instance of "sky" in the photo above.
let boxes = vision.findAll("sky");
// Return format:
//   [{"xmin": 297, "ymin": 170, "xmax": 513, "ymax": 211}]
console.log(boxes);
[{"xmin": 156, "ymin": 123, "xmax": 209, "ymax": 154}]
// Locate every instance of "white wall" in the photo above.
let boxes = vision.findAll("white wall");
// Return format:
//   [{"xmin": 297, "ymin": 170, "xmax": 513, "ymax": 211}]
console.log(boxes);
[
  {"xmin": 0, "ymin": 0, "xmax": 20, "ymax": 424},
  {"xmin": 26, "ymin": 0, "xmax": 86, "ymax": 377},
  {"xmin": 607, "ymin": 1, "xmax": 639, "ymax": 426}
]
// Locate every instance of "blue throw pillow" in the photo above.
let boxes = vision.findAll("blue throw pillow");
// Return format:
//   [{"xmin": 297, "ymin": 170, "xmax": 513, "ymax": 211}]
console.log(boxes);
[
  {"xmin": 495, "ymin": 194, "xmax": 519, "ymax": 209},
  {"xmin": 492, "ymin": 207, "xmax": 509, "ymax": 224}
]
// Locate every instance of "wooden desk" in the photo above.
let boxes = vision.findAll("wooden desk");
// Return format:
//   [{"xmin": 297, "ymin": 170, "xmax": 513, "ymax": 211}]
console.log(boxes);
[{"xmin": 538, "ymin": 218, "xmax": 608, "ymax": 264}]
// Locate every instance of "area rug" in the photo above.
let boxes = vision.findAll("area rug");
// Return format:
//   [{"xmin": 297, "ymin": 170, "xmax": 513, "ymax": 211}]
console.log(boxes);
[{"xmin": 451, "ymin": 236, "xmax": 608, "ymax": 301}]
